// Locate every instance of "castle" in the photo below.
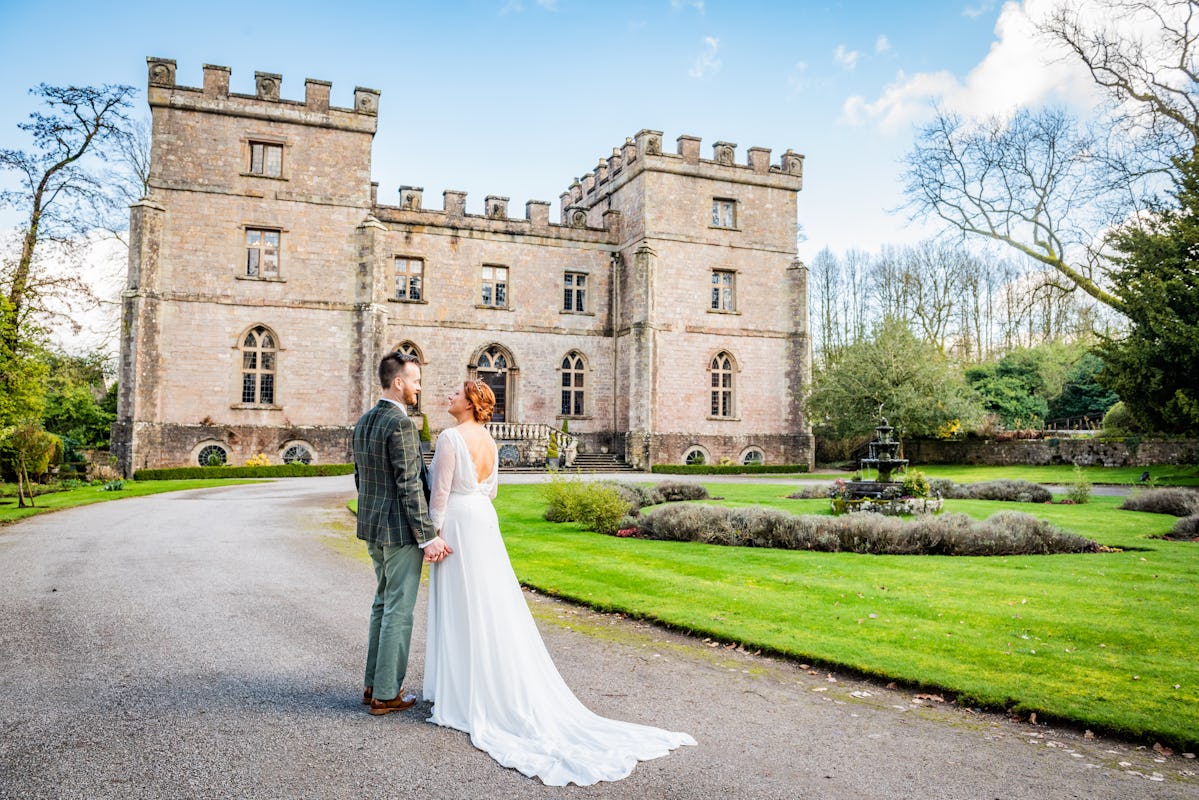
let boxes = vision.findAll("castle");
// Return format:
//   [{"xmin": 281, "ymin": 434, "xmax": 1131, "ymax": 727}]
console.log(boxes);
[{"xmin": 112, "ymin": 58, "xmax": 813, "ymax": 474}]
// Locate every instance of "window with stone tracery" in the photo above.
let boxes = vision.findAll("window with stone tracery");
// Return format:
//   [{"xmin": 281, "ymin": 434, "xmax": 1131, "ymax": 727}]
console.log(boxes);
[
  {"xmin": 560, "ymin": 351, "xmax": 585, "ymax": 416},
  {"xmin": 709, "ymin": 351, "xmax": 735, "ymax": 418},
  {"xmin": 248, "ymin": 141, "xmax": 283, "ymax": 177},
  {"xmin": 241, "ymin": 326, "xmax": 277, "ymax": 405}
]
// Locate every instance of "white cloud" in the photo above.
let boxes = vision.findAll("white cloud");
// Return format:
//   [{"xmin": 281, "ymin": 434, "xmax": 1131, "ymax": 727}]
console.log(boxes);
[
  {"xmin": 787, "ymin": 61, "xmax": 809, "ymax": 94},
  {"xmin": 875, "ymin": 34, "xmax": 890, "ymax": 54},
  {"xmin": 841, "ymin": 0, "xmax": 1100, "ymax": 132},
  {"xmin": 962, "ymin": 0, "xmax": 996, "ymax": 19},
  {"xmin": 689, "ymin": 36, "xmax": 721, "ymax": 78},
  {"xmin": 833, "ymin": 44, "xmax": 860, "ymax": 70}
]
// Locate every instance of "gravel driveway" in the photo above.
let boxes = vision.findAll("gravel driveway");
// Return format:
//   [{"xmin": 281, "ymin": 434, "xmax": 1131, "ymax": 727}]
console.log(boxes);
[{"xmin": 1, "ymin": 476, "xmax": 1194, "ymax": 799}]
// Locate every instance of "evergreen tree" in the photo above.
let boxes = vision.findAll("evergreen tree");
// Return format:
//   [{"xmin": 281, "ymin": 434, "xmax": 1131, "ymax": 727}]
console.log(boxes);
[{"xmin": 1098, "ymin": 153, "xmax": 1199, "ymax": 434}]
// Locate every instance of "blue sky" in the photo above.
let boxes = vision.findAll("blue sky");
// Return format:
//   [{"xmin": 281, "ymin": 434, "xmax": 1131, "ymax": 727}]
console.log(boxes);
[{"xmin": 0, "ymin": 0, "xmax": 1100, "ymax": 261}]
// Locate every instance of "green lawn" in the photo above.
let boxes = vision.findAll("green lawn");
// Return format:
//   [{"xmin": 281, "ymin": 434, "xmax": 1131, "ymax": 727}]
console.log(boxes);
[
  {"xmin": 0, "ymin": 479, "xmax": 261, "ymax": 524},
  {"xmin": 836, "ymin": 463, "xmax": 1199, "ymax": 486},
  {"xmin": 495, "ymin": 482, "xmax": 1199, "ymax": 749}
]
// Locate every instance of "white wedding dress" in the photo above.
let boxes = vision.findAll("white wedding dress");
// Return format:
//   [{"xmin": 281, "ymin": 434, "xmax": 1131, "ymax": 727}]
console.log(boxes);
[{"xmin": 423, "ymin": 427, "xmax": 695, "ymax": 786}]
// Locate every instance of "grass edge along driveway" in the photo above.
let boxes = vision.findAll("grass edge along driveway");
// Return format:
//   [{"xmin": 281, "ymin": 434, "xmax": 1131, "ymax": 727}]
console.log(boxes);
[
  {"xmin": 0, "ymin": 479, "xmax": 262, "ymax": 525},
  {"xmin": 495, "ymin": 483, "xmax": 1199, "ymax": 751}
]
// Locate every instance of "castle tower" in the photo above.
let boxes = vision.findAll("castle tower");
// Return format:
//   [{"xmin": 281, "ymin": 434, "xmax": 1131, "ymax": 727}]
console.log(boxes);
[{"xmin": 113, "ymin": 59, "xmax": 380, "ymax": 474}]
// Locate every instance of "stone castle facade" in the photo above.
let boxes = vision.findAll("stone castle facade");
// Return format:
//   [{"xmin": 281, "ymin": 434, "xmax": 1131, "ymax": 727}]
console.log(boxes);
[{"xmin": 113, "ymin": 58, "xmax": 813, "ymax": 474}]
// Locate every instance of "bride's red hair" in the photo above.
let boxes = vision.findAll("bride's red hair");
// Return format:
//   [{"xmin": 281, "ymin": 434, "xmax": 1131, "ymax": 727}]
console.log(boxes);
[{"xmin": 464, "ymin": 380, "xmax": 496, "ymax": 423}]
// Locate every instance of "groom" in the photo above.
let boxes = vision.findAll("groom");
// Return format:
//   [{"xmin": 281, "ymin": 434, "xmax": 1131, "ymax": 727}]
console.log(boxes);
[{"xmin": 353, "ymin": 351, "xmax": 451, "ymax": 715}]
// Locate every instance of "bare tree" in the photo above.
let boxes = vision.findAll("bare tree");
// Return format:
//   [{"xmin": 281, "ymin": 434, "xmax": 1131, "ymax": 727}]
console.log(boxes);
[
  {"xmin": 0, "ymin": 83, "xmax": 135, "ymax": 420},
  {"xmin": 903, "ymin": 106, "xmax": 1119, "ymax": 310}
]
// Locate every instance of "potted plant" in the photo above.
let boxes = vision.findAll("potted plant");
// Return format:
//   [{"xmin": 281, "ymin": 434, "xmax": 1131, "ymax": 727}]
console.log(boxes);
[
  {"xmin": 546, "ymin": 433, "xmax": 560, "ymax": 470},
  {"xmin": 419, "ymin": 414, "xmax": 432, "ymax": 454}
]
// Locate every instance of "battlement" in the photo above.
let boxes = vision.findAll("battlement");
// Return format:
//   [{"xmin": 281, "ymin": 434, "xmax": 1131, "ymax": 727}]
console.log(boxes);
[
  {"xmin": 145, "ymin": 57, "xmax": 379, "ymax": 133},
  {"xmin": 560, "ymin": 129, "xmax": 804, "ymax": 216},
  {"xmin": 373, "ymin": 185, "xmax": 619, "ymax": 242}
]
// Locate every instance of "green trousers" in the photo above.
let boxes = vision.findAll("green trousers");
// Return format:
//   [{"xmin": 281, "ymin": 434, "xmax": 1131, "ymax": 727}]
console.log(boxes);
[{"xmin": 364, "ymin": 542, "xmax": 424, "ymax": 700}]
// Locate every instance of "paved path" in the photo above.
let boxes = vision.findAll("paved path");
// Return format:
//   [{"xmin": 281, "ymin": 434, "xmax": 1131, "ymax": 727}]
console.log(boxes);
[{"xmin": 2, "ymin": 476, "xmax": 1195, "ymax": 799}]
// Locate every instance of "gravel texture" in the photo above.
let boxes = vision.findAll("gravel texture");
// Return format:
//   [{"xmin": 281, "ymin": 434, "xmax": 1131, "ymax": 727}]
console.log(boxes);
[{"xmin": 1, "ymin": 475, "xmax": 1194, "ymax": 799}]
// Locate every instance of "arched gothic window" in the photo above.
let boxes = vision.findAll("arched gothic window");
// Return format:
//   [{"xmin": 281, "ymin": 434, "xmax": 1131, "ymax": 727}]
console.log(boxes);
[
  {"xmin": 475, "ymin": 345, "xmax": 513, "ymax": 422},
  {"xmin": 241, "ymin": 326, "xmax": 277, "ymax": 405},
  {"xmin": 560, "ymin": 351, "xmax": 585, "ymax": 416},
  {"xmin": 709, "ymin": 351, "xmax": 735, "ymax": 418}
]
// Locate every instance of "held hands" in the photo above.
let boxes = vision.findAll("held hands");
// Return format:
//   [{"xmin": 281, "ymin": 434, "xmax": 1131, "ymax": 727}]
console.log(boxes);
[{"xmin": 423, "ymin": 535, "xmax": 453, "ymax": 563}]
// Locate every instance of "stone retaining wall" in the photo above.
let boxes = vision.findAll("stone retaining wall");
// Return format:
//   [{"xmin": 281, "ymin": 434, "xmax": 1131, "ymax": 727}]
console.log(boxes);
[{"xmin": 904, "ymin": 438, "xmax": 1199, "ymax": 467}]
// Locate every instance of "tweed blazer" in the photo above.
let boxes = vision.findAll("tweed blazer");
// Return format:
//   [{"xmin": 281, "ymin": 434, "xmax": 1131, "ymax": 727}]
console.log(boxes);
[{"xmin": 352, "ymin": 400, "xmax": 436, "ymax": 548}]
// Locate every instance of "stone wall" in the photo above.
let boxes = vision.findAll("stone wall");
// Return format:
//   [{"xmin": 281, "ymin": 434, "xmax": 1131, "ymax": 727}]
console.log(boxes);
[{"xmin": 905, "ymin": 438, "xmax": 1199, "ymax": 467}]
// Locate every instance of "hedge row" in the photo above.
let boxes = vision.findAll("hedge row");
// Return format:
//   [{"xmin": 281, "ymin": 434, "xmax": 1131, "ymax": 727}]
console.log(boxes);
[
  {"xmin": 629, "ymin": 504, "xmax": 1101, "ymax": 556},
  {"xmin": 650, "ymin": 464, "xmax": 809, "ymax": 475},
  {"xmin": 133, "ymin": 463, "xmax": 356, "ymax": 481}
]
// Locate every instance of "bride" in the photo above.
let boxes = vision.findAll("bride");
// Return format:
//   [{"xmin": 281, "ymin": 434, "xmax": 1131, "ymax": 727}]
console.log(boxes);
[{"xmin": 422, "ymin": 379, "xmax": 695, "ymax": 786}]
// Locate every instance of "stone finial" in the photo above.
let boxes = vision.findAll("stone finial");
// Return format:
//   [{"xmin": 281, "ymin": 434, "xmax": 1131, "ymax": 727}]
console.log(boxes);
[
  {"xmin": 677, "ymin": 135, "xmax": 701, "ymax": 162},
  {"xmin": 147, "ymin": 57, "xmax": 176, "ymax": 87},
  {"xmin": 485, "ymin": 195, "xmax": 509, "ymax": 219},
  {"xmin": 603, "ymin": 209, "xmax": 622, "ymax": 236},
  {"xmin": 782, "ymin": 149, "xmax": 804, "ymax": 178},
  {"xmin": 635, "ymin": 129, "xmax": 663, "ymax": 158},
  {"xmin": 569, "ymin": 179, "xmax": 582, "ymax": 204},
  {"xmin": 354, "ymin": 87, "xmax": 381, "ymax": 116},
  {"xmin": 609, "ymin": 146, "xmax": 623, "ymax": 173},
  {"xmin": 400, "ymin": 186, "xmax": 423, "ymax": 210},
  {"xmin": 566, "ymin": 207, "xmax": 589, "ymax": 228},
  {"xmin": 202, "ymin": 64, "xmax": 230, "ymax": 97},
  {"xmin": 526, "ymin": 200, "xmax": 549, "ymax": 227},
  {"xmin": 582, "ymin": 173, "xmax": 595, "ymax": 195},
  {"xmin": 371, "ymin": 182, "xmax": 379, "ymax": 206},
  {"xmin": 305, "ymin": 78, "xmax": 331, "ymax": 112},
  {"xmin": 712, "ymin": 141, "xmax": 736, "ymax": 166},
  {"xmin": 747, "ymin": 146, "xmax": 772, "ymax": 174},
  {"xmin": 595, "ymin": 158, "xmax": 608, "ymax": 186},
  {"xmin": 255, "ymin": 71, "xmax": 282, "ymax": 102},
  {"xmin": 443, "ymin": 189, "xmax": 466, "ymax": 217},
  {"xmin": 621, "ymin": 137, "xmax": 637, "ymax": 164}
]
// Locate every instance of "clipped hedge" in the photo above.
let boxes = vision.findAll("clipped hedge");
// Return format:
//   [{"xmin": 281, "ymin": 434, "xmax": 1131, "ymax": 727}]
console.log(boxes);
[
  {"xmin": 932, "ymin": 479, "xmax": 1053, "ymax": 503},
  {"xmin": 651, "ymin": 464, "xmax": 809, "ymax": 475},
  {"xmin": 1120, "ymin": 488, "xmax": 1199, "ymax": 517},
  {"xmin": 627, "ymin": 504, "xmax": 1100, "ymax": 556},
  {"xmin": 133, "ymin": 463, "xmax": 356, "ymax": 480}
]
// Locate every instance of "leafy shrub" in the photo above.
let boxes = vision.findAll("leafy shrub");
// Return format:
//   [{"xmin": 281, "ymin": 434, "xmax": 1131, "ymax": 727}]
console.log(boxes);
[
  {"xmin": 1171, "ymin": 515, "xmax": 1199, "ymax": 537},
  {"xmin": 900, "ymin": 469, "xmax": 931, "ymax": 499},
  {"xmin": 539, "ymin": 476, "xmax": 629, "ymax": 535},
  {"xmin": 787, "ymin": 483, "xmax": 835, "ymax": 499},
  {"xmin": 244, "ymin": 452, "xmax": 271, "ymax": 467},
  {"xmin": 1065, "ymin": 464, "xmax": 1092, "ymax": 504},
  {"xmin": 596, "ymin": 480, "xmax": 664, "ymax": 512},
  {"xmin": 651, "ymin": 464, "xmax": 808, "ymax": 474},
  {"xmin": 1101, "ymin": 401, "xmax": 1140, "ymax": 436},
  {"xmin": 1120, "ymin": 488, "xmax": 1199, "ymax": 517},
  {"xmin": 631, "ymin": 504, "xmax": 1098, "ymax": 556},
  {"xmin": 936, "ymin": 479, "xmax": 1052, "ymax": 503},
  {"xmin": 133, "ymin": 463, "xmax": 356, "ymax": 480},
  {"xmin": 655, "ymin": 481, "xmax": 709, "ymax": 502},
  {"xmin": 100, "ymin": 479, "xmax": 125, "ymax": 492}
]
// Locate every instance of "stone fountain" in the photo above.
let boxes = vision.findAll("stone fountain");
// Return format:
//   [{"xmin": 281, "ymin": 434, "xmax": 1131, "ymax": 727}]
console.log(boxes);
[{"xmin": 847, "ymin": 418, "xmax": 909, "ymax": 499}]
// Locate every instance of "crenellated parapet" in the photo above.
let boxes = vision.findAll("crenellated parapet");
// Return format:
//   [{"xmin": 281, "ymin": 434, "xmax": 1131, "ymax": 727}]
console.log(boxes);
[
  {"xmin": 561, "ymin": 129, "xmax": 804, "ymax": 220},
  {"xmin": 372, "ymin": 185, "xmax": 619, "ymax": 243},
  {"xmin": 144, "ymin": 57, "xmax": 379, "ymax": 134}
]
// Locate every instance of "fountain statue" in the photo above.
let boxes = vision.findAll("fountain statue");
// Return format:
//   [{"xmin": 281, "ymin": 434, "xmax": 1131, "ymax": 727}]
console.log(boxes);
[{"xmin": 845, "ymin": 418, "xmax": 909, "ymax": 500}]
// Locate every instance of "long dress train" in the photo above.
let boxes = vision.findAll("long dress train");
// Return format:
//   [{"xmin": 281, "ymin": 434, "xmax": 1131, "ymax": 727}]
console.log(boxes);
[{"xmin": 423, "ymin": 427, "xmax": 695, "ymax": 786}]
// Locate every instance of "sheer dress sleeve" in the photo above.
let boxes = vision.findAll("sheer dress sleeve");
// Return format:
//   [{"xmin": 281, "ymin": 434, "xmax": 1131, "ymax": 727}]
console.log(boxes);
[{"xmin": 428, "ymin": 430, "xmax": 456, "ymax": 530}]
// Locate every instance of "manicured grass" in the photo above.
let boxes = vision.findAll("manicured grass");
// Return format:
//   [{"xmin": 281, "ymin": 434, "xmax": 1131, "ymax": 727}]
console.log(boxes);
[
  {"xmin": 866, "ymin": 463, "xmax": 1199, "ymax": 486},
  {"xmin": 0, "ymin": 479, "xmax": 261, "ymax": 524},
  {"xmin": 495, "ymin": 482, "xmax": 1199, "ymax": 749}
]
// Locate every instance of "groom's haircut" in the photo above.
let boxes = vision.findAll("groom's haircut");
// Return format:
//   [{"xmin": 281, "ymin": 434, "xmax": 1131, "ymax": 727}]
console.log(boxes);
[{"xmin": 379, "ymin": 351, "xmax": 420, "ymax": 388}]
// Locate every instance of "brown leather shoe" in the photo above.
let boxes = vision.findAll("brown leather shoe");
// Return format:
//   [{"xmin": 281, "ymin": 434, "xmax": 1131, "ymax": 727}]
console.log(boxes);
[
  {"xmin": 369, "ymin": 693, "xmax": 416, "ymax": 715},
  {"xmin": 362, "ymin": 687, "xmax": 372, "ymax": 705}
]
